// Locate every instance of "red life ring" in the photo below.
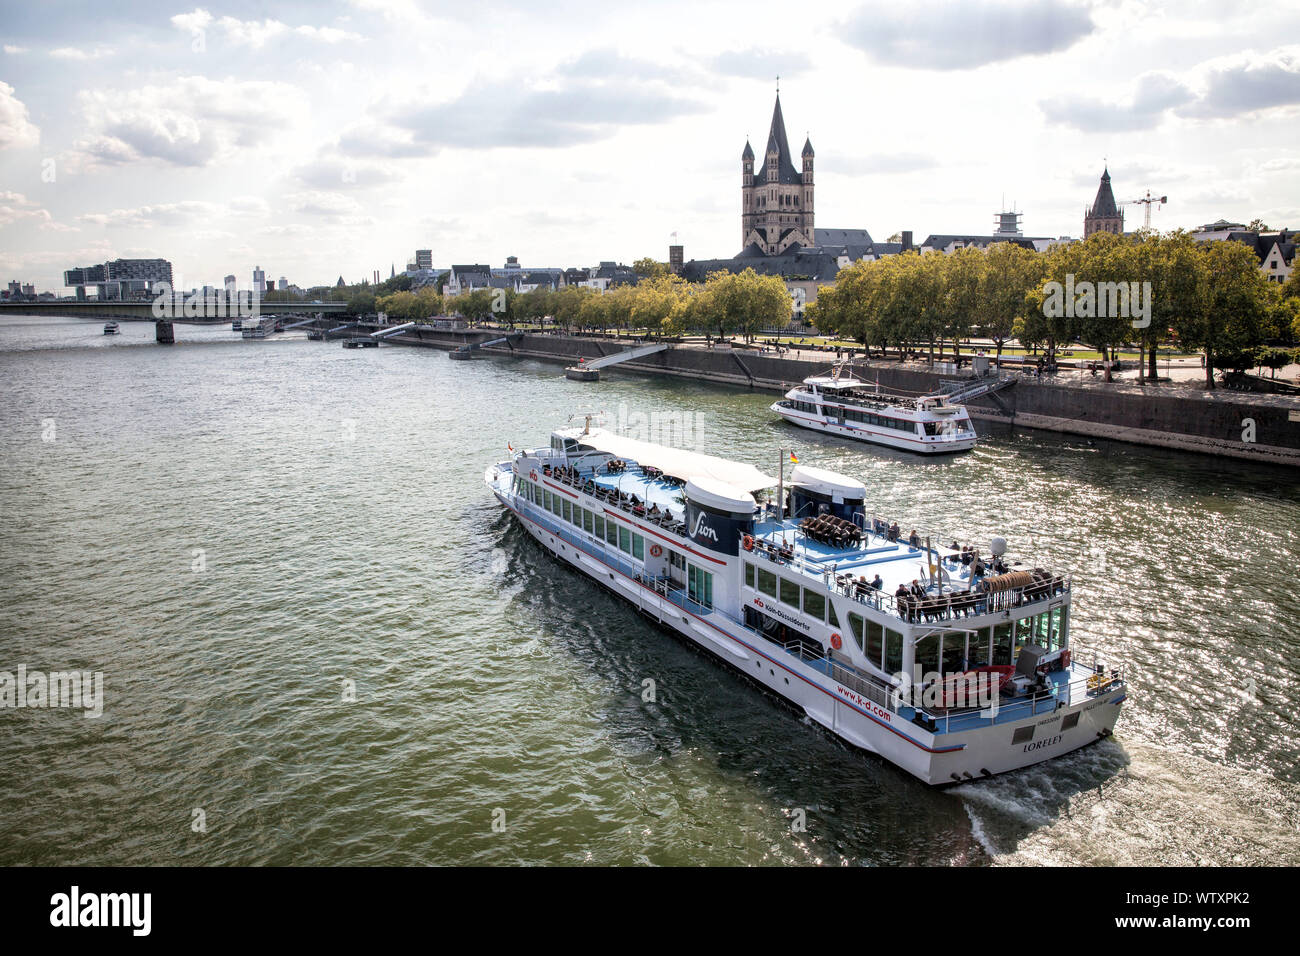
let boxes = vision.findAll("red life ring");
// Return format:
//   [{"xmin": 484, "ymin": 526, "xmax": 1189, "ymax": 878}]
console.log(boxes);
[
  {"xmin": 830, "ymin": 632, "xmax": 842, "ymax": 651},
  {"xmin": 649, "ymin": 544, "xmax": 663, "ymax": 558},
  {"xmin": 742, "ymin": 534, "xmax": 755, "ymax": 551}
]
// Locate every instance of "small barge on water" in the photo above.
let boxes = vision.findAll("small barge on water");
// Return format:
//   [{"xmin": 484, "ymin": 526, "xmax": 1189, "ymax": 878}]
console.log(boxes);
[{"xmin": 486, "ymin": 418, "xmax": 1125, "ymax": 785}]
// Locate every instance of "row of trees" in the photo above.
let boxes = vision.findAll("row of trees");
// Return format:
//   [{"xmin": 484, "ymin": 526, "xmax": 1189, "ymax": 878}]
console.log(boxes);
[
  {"xmin": 375, "ymin": 268, "xmax": 794, "ymax": 342},
  {"xmin": 809, "ymin": 231, "xmax": 1298, "ymax": 388}
]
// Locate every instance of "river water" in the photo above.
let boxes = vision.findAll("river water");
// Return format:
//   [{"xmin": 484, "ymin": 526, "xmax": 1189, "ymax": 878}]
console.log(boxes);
[{"xmin": 1, "ymin": 314, "xmax": 1297, "ymax": 866}]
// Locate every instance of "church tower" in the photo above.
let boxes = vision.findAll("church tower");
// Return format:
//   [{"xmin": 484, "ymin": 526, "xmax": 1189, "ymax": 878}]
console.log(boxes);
[
  {"xmin": 1084, "ymin": 168, "xmax": 1124, "ymax": 237},
  {"xmin": 740, "ymin": 90, "xmax": 815, "ymax": 256}
]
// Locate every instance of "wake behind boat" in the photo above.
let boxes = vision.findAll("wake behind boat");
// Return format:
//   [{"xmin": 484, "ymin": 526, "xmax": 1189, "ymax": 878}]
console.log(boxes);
[
  {"xmin": 485, "ymin": 417, "xmax": 1126, "ymax": 785},
  {"xmin": 772, "ymin": 363, "xmax": 976, "ymax": 454}
]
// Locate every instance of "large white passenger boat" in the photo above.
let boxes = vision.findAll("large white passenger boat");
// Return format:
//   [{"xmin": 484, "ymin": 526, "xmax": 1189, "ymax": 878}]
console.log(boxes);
[
  {"xmin": 486, "ymin": 419, "xmax": 1126, "ymax": 785},
  {"xmin": 772, "ymin": 365, "xmax": 977, "ymax": 454}
]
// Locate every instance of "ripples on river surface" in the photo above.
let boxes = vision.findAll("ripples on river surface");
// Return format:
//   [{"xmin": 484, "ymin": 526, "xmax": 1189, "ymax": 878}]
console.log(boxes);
[{"xmin": 0, "ymin": 315, "xmax": 1297, "ymax": 865}]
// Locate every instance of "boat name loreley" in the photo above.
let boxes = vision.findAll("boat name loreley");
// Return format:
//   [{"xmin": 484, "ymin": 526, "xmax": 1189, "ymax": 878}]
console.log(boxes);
[{"xmin": 486, "ymin": 416, "xmax": 1125, "ymax": 785}]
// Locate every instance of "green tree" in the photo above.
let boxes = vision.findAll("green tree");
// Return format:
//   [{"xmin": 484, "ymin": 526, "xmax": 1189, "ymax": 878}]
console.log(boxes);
[
  {"xmin": 632, "ymin": 257, "xmax": 670, "ymax": 280},
  {"xmin": 1177, "ymin": 240, "xmax": 1271, "ymax": 389}
]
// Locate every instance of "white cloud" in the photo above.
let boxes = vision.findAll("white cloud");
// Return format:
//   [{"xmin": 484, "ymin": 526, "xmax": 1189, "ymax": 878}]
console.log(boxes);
[
  {"xmin": 76, "ymin": 201, "xmax": 224, "ymax": 228},
  {"xmin": 67, "ymin": 75, "xmax": 308, "ymax": 169},
  {"xmin": 50, "ymin": 45, "xmax": 113, "ymax": 60},
  {"xmin": 840, "ymin": 0, "xmax": 1095, "ymax": 70},
  {"xmin": 0, "ymin": 191, "xmax": 53, "ymax": 228},
  {"xmin": 293, "ymin": 155, "xmax": 401, "ymax": 189},
  {"xmin": 169, "ymin": 8, "xmax": 362, "ymax": 49},
  {"xmin": 1043, "ymin": 46, "xmax": 1300, "ymax": 130},
  {"xmin": 0, "ymin": 81, "xmax": 40, "ymax": 150},
  {"xmin": 3, "ymin": 45, "xmax": 29, "ymax": 55}
]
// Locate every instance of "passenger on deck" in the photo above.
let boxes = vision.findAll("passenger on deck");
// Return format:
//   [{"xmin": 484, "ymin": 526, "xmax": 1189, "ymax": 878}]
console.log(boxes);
[
  {"xmin": 871, "ymin": 573, "xmax": 883, "ymax": 591},
  {"xmin": 910, "ymin": 580, "xmax": 926, "ymax": 600},
  {"xmin": 961, "ymin": 547, "xmax": 973, "ymax": 567},
  {"xmin": 908, "ymin": 530, "xmax": 921, "ymax": 548},
  {"xmin": 888, "ymin": 522, "xmax": 901, "ymax": 542}
]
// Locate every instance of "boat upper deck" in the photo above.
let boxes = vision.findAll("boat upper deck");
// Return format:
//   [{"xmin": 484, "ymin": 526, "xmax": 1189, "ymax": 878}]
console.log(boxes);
[{"xmin": 531, "ymin": 448, "xmax": 1069, "ymax": 626}]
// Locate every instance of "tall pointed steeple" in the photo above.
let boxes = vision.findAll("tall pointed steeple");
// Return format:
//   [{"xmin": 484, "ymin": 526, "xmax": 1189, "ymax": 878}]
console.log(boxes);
[
  {"xmin": 1084, "ymin": 167, "xmax": 1124, "ymax": 236},
  {"xmin": 760, "ymin": 93, "xmax": 800, "ymax": 185}
]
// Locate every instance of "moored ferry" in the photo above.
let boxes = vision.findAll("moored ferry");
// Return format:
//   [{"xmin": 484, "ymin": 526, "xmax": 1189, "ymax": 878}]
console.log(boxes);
[
  {"xmin": 485, "ymin": 419, "xmax": 1126, "ymax": 785},
  {"xmin": 103, "ymin": 321, "xmax": 120, "ymax": 335},
  {"xmin": 773, "ymin": 364, "xmax": 976, "ymax": 454},
  {"xmin": 241, "ymin": 315, "xmax": 276, "ymax": 339}
]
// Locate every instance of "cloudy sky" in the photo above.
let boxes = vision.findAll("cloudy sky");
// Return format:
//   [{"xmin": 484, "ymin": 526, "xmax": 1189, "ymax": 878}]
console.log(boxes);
[{"xmin": 2, "ymin": 0, "xmax": 1299, "ymax": 292}]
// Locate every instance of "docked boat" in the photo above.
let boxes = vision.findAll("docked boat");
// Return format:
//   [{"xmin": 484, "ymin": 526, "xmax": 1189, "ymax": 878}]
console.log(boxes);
[
  {"xmin": 485, "ymin": 419, "xmax": 1126, "ymax": 785},
  {"xmin": 241, "ymin": 315, "xmax": 276, "ymax": 339},
  {"xmin": 342, "ymin": 335, "xmax": 377, "ymax": 349},
  {"xmin": 231, "ymin": 319, "xmax": 242, "ymax": 332},
  {"xmin": 103, "ymin": 321, "xmax": 119, "ymax": 335},
  {"xmin": 772, "ymin": 364, "xmax": 976, "ymax": 454}
]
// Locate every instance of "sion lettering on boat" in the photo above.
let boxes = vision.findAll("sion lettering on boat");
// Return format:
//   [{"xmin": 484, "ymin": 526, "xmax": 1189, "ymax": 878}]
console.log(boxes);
[{"xmin": 692, "ymin": 512, "xmax": 718, "ymax": 541}]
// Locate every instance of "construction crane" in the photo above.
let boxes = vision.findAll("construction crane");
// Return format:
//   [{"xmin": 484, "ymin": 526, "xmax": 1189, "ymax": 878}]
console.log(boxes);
[{"xmin": 1125, "ymin": 189, "xmax": 1168, "ymax": 230}]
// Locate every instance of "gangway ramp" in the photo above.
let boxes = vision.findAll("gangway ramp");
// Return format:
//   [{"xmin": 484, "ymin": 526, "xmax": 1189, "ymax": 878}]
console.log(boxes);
[
  {"xmin": 565, "ymin": 342, "xmax": 669, "ymax": 381},
  {"xmin": 934, "ymin": 374, "xmax": 1016, "ymax": 406},
  {"xmin": 449, "ymin": 333, "xmax": 522, "ymax": 360},
  {"xmin": 372, "ymin": 322, "xmax": 416, "ymax": 339}
]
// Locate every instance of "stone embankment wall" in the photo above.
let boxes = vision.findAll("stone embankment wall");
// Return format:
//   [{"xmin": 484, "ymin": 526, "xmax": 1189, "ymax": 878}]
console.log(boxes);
[{"xmin": 393, "ymin": 329, "xmax": 1299, "ymax": 466}]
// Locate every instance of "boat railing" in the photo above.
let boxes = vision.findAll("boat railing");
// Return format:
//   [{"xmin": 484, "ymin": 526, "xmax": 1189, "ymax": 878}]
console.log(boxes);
[
  {"xmin": 913, "ymin": 663, "xmax": 1124, "ymax": 735},
  {"xmin": 827, "ymin": 572, "xmax": 1071, "ymax": 625}
]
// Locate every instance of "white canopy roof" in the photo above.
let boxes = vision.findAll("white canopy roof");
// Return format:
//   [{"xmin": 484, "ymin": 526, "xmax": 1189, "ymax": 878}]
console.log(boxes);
[{"xmin": 566, "ymin": 427, "xmax": 777, "ymax": 493}]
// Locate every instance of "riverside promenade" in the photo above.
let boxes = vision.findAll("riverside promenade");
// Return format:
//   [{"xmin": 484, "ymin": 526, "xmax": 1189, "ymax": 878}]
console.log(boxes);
[{"xmin": 390, "ymin": 327, "xmax": 1300, "ymax": 467}]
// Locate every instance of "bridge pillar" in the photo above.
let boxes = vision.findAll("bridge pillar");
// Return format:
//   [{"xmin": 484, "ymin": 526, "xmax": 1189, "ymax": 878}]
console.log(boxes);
[{"xmin": 155, "ymin": 320, "xmax": 175, "ymax": 344}]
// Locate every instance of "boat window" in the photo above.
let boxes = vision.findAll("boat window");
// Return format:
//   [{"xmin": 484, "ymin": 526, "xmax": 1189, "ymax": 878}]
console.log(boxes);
[
  {"xmin": 583, "ymin": 510, "xmax": 593, "ymax": 534},
  {"xmin": 563, "ymin": 499, "xmax": 571, "ymax": 523},
  {"xmin": 744, "ymin": 562, "xmax": 755, "ymax": 589},
  {"xmin": 914, "ymin": 632, "xmax": 940, "ymax": 683},
  {"xmin": 688, "ymin": 565, "xmax": 714, "ymax": 609},
  {"xmin": 632, "ymin": 533, "xmax": 644, "ymax": 561},
  {"xmin": 594, "ymin": 515, "xmax": 604, "ymax": 539},
  {"xmin": 618, "ymin": 526, "xmax": 631, "ymax": 554},
  {"xmin": 779, "ymin": 577, "xmax": 800, "ymax": 608},
  {"xmin": 971, "ymin": 627, "xmax": 992, "ymax": 668},
  {"xmin": 605, "ymin": 520, "xmax": 618, "ymax": 547},
  {"xmin": 993, "ymin": 621, "xmax": 1015, "ymax": 665},
  {"xmin": 884, "ymin": 628, "xmax": 903, "ymax": 675},
  {"xmin": 757, "ymin": 567, "xmax": 777, "ymax": 598},
  {"xmin": 543, "ymin": 489, "xmax": 552, "ymax": 510},
  {"xmin": 669, "ymin": 551, "xmax": 686, "ymax": 571},
  {"xmin": 802, "ymin": 588, "xmax": 825, "ymax": 621},
  {"xmin": 939, "ymin": 632, "xmax": 965, "ymax": 676},
  {"xmin": 847, "ymin": 612, "xmax": 865, "ymax": 652},
  {"xmin": 865, "ymin": 618, "xmax": 884, "ymax": 669},
  {"xmin": 551, "ymin": 495, "xmax": 562, "ymax": 518},
  {"xmin": 827, "ymin": 601, "xmax": 840, "ymax": 628}
]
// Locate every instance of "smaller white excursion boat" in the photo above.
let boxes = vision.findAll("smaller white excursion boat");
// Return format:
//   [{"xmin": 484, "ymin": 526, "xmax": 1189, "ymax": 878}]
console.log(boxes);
[
  {"xmin": 772, "ymin": 364, "xmax": 977, "ymax": 454},
  {"xmin": 103, "ymin": 321, "xmax": 120, "ymax": 335}
]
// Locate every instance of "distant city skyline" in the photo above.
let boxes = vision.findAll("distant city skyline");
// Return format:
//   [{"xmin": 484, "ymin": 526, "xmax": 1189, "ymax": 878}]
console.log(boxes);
[{"xmin": 2, "ymin": 0, "xmax": 1299, "ymax": 292}]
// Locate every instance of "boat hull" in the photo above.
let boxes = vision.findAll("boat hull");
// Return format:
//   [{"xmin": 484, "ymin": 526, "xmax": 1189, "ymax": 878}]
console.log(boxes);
[
  {"xmin": 772, "ymin": 403, "xmax": 976, "ymax": 454},
  {"xmin": 486, "ymin": 464, "xmax": 1123, "ymax": 786}
]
